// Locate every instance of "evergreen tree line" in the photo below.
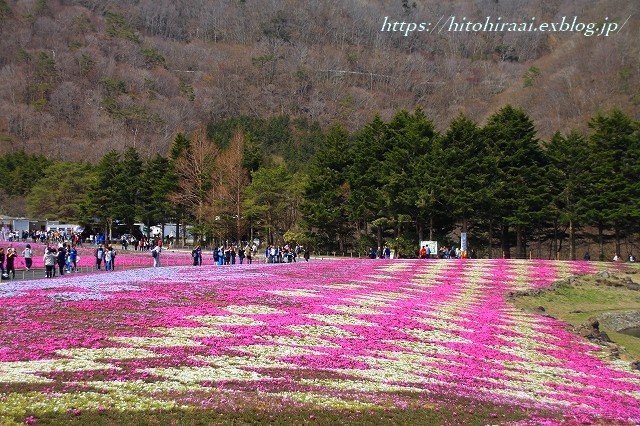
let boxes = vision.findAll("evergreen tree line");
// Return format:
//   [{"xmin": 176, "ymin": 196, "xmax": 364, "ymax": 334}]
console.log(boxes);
[
  {"xmin": 1, "ymin": 106, "xmax": 638, "ymax": 260},
  {"xmin": 302, "ymin": 106, "xmax": 639, "ymax": 260}
]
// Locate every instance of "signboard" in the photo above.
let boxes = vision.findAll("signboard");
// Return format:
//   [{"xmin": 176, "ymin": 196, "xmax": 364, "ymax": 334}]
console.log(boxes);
[{"xmin": 420, "ymin": 240, "xmax": 438, "ymax": 257}]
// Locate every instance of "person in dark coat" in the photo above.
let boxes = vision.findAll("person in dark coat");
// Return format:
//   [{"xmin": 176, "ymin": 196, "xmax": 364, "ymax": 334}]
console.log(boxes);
[
  {"xmin": 192, "ymin": 246, "xmax": 202, "ymax": 266},
  {"xmin": 0, "ymin": 247, "xmax": 5, "ymax": 276},
  {"xmin": 6, "ymin": 247, "xmax": 16, "ymax": 279},
  {"xmin": 56, "ymin": 247, "xmax": 67, "ymax": 276}
]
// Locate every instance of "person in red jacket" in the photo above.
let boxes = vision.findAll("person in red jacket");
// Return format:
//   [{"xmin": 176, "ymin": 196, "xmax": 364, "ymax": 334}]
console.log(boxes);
[{"xmin": 419, "ymin": 246, "xmax": 427, "ymax": 259}]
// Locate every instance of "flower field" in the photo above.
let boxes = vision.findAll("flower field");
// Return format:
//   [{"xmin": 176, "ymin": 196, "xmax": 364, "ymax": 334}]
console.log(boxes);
[{"xmin": 1, "ymin": 258, "xmax": 639, "ymax": 425}]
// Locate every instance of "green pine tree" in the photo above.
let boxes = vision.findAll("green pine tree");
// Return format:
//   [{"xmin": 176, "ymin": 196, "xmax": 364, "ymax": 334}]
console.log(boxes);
[
  {"xmin": 138, "ymin": 154, "xmax": 176, "ymax": 239},
  {"xmin": 300, "ymin": 125, "xmax": 353, "ymax": 252},
  {"xmin": 81, "ymin": 150, "xmax": 122, "ymax": 240},
  {"xmin": 438, "ymin": 113, "xmax": 491, "ymax": 253},
  {"xmin": 483, "ymin": 105, "xmax": 549, "ymax": 258},
  {"xmin": 578, "ymin": 109, "xmax": 640, "ymax": 259},
  {"xmin": 116, "ymin": 146, "xmax": 144, "ymax": 234},
  {"xmin": 544, "ymin": 130, "xmax": 589, "ymax": 260}
]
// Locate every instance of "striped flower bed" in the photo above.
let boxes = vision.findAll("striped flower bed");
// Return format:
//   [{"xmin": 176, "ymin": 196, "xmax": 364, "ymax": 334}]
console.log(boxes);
[{"xmin": 0, "ymin": 259, "xmax": 638, "ymax": 425}]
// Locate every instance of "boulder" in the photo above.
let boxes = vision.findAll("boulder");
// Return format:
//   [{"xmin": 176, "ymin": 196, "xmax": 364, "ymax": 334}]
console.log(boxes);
[
  {"xmin": 576, "ymin": 318, "xmax": 612, "ymax": 343},
  {"xmin": 626, "ymin": 282, "xmax": 640, "ymax": 291},
  {"xmin": 598, "ymin": 310, "xmax": 640, "ymax": 333}
]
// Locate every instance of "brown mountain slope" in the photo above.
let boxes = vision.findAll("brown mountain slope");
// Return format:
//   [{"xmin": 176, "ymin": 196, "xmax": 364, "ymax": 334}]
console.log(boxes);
[
  {"xmin": 484, "ymin": 0, "xmax": 639, "ymax": 136},
  {"xmin": 0, "ymin": 0, "xmax": 637, "ymax": 161}
]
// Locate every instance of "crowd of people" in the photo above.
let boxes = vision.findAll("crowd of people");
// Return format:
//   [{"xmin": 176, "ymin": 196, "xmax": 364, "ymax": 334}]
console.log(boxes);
[
  {"xmin": 419, "ymin": 245, "xmax": 478, "ymax": 259},
  {"xmin": 367, "ymin": 245, "xmax": 478, "ymax": 260},
  {"xmin": 43, "ymin": 244, "xmax": 79, "ymax": 278},
  {"xmin": 93, "ymin": 244, "xmax": 118, "ymax": 271},
  {"xmin": 2, "ymin": 235, "xmax": 637, "ymax": 282},
  {"xmin": 264, "ymin": 244, "xmax": 310, "ymax": 264},
  {"xmin": 2, "ymin": 229, "xmax": 84, "ymax": 246},
  {"xmin": 116, "ymin": 235, "xmax": 159, "ymax": 252},
  {"xmin": 0, "ymin": 244, "xmax": 37, "ymax": 279},
  {"xmin": 186, "ymin": 243, "xmax": 310, "ymax": 267}
]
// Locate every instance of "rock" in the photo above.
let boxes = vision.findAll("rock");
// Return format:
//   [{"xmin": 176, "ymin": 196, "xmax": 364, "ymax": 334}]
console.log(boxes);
[
  {"xmin": 569, "ymin": 310, "xmax": 584, "ymax": 314},
  {"xmin": 599, "ymin": 271, "xmax": 611, "ymax": 279},
  {"xmin": 626, "ymin": 282, "xmax": 640, "ymax": 291},
  {"xmin": 598, "ymin": 332, "xmax": 612, "ymax": 343},
  {"xmin": 576, "ymin": 319, "xmax": 613, "ymax": 344},
  {"xmin": 598, "ymin": 311, "xmax": 640, "ymax": 333},
  {"xmin": 631, "ymin": 361, "xmax": 640, "ymax": 371},
  {"xmin": 576, "ymin": 321, "xmax": 600, "ymax": 339}
]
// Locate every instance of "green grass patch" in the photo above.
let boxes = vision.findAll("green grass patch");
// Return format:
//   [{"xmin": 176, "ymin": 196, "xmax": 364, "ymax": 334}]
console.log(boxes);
[{"xmin": 513, "ymin": 273, "xmax": 640, "ymax": 360}]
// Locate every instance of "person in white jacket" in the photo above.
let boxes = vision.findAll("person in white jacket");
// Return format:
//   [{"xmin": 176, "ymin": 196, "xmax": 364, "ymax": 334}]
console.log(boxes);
[
  {"xmin": 22, "ymin": 244, "xmax": 33, "ymax": 270},
  {"xmin": 43, "ymin": 247, "xmax": 57, "ymax": 278},
  {"xmin": 104, "ymin": 246, "xmax": 113, "ymax": 271},
  {"xmin": 151, "ymin": 244, "xmax": 162, "ymax": 267}
]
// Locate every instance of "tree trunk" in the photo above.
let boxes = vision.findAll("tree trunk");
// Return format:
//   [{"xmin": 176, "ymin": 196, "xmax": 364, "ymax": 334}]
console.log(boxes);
[
  {"xmin": 516, "ymin": 225, "xmax": 523, "ymax": 259},
  {"xmin": 557, "ymin": 236, "xmax": 563, "ymax": 260},
  {"xmin": 488, "ymin": 220, "xmax": 493, "ymax": 259},
  {"xmin": 537, "ymin": 235, "xmax": 542, "ymax": 259},
  {"xmin": 175, "ymin": 211, "xmax": 181, "ymax": 247},
  {"xmin": 598, "ymin": 223, "xmax": 605, "ymax": 261},
  {"xmin": 615, "ymin": 228, "xmax": 621, "ymax": 259},
  {"xmin": 501, "ymin": 224, "xmax": 510, "ymax": 258},
  {"xmin": 552, "ymin": 219, "xmax": 558, "ymax": 260},
  {"xmin": 236, "ymin": 188, "xmax": 242, "ymax": 243},
  {"xmin": 569, "ymin": 219, "xmax": 575, "ymax": 260},
  {"xmin": 429, "ymin": 215, "xmax": 434, "ymax": 241}
]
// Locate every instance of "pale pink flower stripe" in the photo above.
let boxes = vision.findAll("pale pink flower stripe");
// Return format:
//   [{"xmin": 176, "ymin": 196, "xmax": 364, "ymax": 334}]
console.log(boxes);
[{"xmin": 0, "ymin": 258, "xmax": 639, "ymax": 424}]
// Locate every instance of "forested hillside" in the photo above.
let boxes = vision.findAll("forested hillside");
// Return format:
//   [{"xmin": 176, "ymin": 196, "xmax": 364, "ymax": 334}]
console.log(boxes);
[
  {"xmin": 0, "ymin": 0, "xmax": 638, "ymax": 160},
  {"xmin": 2, "ymin": 106, "xmax": 638, "ymax": 261}
]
